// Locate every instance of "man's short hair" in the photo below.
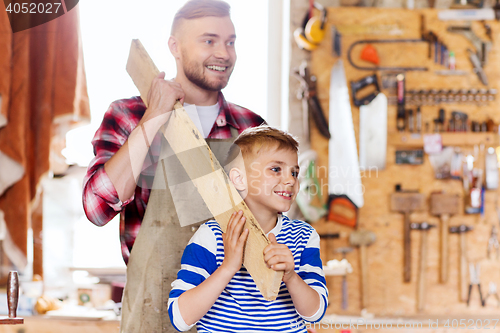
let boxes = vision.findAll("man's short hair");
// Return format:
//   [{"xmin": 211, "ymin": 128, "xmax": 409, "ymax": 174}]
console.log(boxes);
[
  {"xmin": 225, "ymin": 126, "xmax": 299, "ymax": 171},
  {"xmin": 171, "ymin": 0, "xmax": 231, "ymax": 36}
]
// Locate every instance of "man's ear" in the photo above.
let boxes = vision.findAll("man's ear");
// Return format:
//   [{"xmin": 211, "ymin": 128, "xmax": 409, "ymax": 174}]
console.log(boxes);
[
  {"xmin": 168, "ymin": 36, "xmax": 180, "ymax": 59},
  {"xmin": 229, "ymin": 167, "xmax": 246, "ymax": 192}
]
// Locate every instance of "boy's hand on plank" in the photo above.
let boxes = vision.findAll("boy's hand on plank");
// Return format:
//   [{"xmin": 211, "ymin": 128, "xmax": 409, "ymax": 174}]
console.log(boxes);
[
  {"xmin": 264, "ymin": 233, "xmax": 296, "ymax": 283},
  {"xmin": 221, "ymin": 211, "xmax": 249, "ymax": 276}
]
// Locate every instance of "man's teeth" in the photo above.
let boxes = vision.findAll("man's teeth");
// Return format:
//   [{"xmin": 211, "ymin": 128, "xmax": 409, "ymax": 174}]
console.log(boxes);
[
  {"xmin": 207, "ymin": 65, "xmax": 226, "ymax": 72},
  {"xmin": 276, "ymin": 191, "xmax": 292, "ymax": 197}
]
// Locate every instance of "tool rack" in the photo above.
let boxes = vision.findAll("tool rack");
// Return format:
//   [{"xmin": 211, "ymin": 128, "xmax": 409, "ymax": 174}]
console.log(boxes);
[{"xmin": 309, "ymin": 7, "xmax": 500, "ymax": 317}]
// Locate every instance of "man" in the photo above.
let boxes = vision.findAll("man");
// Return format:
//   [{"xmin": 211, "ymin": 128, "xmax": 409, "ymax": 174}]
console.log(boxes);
[{"xmin": 83, "ymin": 0, "xmax": 264, "ymax": 264}]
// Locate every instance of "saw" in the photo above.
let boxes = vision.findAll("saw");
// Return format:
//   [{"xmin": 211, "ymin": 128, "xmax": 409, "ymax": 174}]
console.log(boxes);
[
  {"xmin": 359, "ymin": 92, "xmax": 387, "ymax": 170},
  {"xmin": 328, "ymin": 60, "xmax": 364, "ymax": 208}
]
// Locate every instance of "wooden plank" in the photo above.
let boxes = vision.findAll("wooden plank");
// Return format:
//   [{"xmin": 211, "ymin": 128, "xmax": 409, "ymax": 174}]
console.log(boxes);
[{"xmin": 126, "ymin": 39, "xmax": 283, "ymax": 300}]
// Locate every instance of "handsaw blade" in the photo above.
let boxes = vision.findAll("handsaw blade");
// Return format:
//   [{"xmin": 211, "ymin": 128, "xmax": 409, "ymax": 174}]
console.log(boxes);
[
  {"xmin": 328, "ymin": 60, "xmax": 364, "ymax": 208},
  {"xmin": 359, "ymin": 93, "xmax": 387, "ymax": 170}
]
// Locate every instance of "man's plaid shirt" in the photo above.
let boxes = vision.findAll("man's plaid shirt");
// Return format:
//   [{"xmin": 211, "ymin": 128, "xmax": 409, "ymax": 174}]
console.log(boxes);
[{"xmin": 82, "ymin": 92, "xmax": 265, "ymax": 264}]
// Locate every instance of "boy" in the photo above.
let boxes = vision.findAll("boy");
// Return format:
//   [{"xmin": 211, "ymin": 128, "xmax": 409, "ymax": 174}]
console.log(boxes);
[{"xmin": 168, "ymin": 126, "xmax": 328, "ymax": 332}]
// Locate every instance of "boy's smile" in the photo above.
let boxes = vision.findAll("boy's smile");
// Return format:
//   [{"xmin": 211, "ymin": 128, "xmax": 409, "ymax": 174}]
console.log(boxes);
[{"xmin": 242, "ymin": 146, "xmax": 300, "ymax": 227}]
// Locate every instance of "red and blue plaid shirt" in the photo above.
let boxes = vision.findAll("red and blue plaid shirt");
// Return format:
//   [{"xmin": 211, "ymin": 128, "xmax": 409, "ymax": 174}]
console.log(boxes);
[{"xmin": 82, "ymin": 92, "xmax": 265, "ymax": 264}]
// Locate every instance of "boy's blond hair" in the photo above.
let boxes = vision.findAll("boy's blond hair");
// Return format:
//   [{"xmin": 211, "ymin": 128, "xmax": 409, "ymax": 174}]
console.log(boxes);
[
  {"xmin": 171, "ymin": 0, "xmax": 231, "ymax": 36},
  {"xmin": 225, "ymin": 126, "xmax": 299, "ymax": 171}
]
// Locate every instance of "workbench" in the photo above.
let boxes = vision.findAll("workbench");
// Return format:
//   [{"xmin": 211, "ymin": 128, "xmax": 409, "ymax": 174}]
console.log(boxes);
[{"xmin": 0, "ymin": 317, "xmax": 119, "ymax": 333}]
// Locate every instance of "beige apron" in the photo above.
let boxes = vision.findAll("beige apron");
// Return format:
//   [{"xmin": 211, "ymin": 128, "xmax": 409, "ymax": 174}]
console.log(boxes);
[{"xmin": 120, "ymin": 127, "xmax": 238, "ymax": 333}]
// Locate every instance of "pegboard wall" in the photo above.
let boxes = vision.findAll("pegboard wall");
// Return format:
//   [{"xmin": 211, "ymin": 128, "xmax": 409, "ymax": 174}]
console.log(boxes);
[{"xmin": 309, "ymin": 7, "xmax": 500, "ymax": 316}]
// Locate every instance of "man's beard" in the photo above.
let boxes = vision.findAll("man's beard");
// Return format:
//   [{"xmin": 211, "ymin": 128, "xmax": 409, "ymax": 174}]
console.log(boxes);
[{"xmin": 182, "ymin": 57, "xmax": 232, "ymax": 91}]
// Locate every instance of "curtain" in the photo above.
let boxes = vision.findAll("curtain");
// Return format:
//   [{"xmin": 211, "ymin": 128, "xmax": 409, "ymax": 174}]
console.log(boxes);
[{"xmin": 0, "ymin": 3, "xmax": 90, "ymax": 278}]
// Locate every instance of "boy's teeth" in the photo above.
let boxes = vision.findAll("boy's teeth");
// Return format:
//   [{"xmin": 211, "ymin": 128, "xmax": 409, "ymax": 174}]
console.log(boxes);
[
  {"xmin": 276, "ymin": 191, "xmax": 291, "ymax": 197},
  {"xmin": 207, "ymin": 65, "xmax": 226, "ymax": 72}
]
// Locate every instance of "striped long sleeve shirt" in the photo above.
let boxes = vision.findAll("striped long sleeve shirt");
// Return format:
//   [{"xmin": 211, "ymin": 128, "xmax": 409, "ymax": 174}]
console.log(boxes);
[{"xmin": 168, "ymin": 214, "xmax": 328, "ymax": 332}]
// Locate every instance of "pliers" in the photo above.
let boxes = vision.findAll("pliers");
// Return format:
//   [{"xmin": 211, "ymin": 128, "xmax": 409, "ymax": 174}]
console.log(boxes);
[{"xmin": 467, "ymin": 263, "xmax": 485, "ymax": 306}]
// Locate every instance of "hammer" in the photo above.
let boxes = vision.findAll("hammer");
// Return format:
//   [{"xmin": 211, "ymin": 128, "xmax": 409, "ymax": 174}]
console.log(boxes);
[
  {"xmin": 349, "ymin": 230, "xmax": 376, "ymax": 309},
  {"xmin": 430, "ymin": 193, "xmax": 459, "ymax": 283},
  {"xmin": 450, "ymin": 225, "xmax": 474, "ymax": 302},
  {"xmin": 391, "ymin": 191, "xmax": 425, "ymax": 282},
  {"xmin": 410, "ymin": 222, "xmax": 436, "ymax": 312},
  {"xmin": 335, "ymin": 247, "xmax": 354, "ymax": 310},
  {"xmin": 319, "ymin": 233, "xmax": 340, "ymax": 262}
]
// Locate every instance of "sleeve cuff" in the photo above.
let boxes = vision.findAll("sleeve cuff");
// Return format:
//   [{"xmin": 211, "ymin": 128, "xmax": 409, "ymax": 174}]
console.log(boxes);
[
  {"xmin": 93, "ymin": 167, "xmax": 134, "ymax": 211},
  {"xmin": 298, "ymin": 292, "xmax": 325, "ymax": 322},
  {"xmin": 172, "ymin": 299, "xmax": 196, "ymax": 331}
]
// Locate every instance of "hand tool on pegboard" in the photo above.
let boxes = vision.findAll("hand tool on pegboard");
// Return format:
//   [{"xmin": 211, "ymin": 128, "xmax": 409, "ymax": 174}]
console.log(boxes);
[
  {"xmin": 349, "ymin": 230, "xmax": 376, "ymax": 309},
  {"xmin": 495, "ymin": 0, "xmax": 500, "ymax": 20},
  {"xmin": 320, "ymin": 231, "xmax": 340, "ymax": 305},
  {"xmin": 447, "ymin": 23, "xmax": 491, "ymax": 67},
  {"xmin": 332, "ymin": 26, "xmax": 342, "ymax": 57},
  {"xmin": 346, "ymin": 15, "xmax": 450, "ymax": 72},
  {"xmin": 351, "ymin": 74, "xmax": 380, "ymax": 107},
  {"xmin": 487, "ymin": 226, "xmax": 499, "ymax": 259},
  {"xmin": 327, "ymin": 194, "xmax": 357, "ymax": 228},
  {"xmin": 320, "ymin": 233, "xmax": 340, "ymax": 263},
  {"xmin": 484, "ymin": 282, "xmax": 500, "ymax": 307},
  {"xmin": 430, "ymin": 193, "xmax": 460, "ymax": 284},
  {"xmin": 450, "ymin": 225, "xmax": 474, "ymax": 302},
  {"xmin": 389, "ymin": 88, "xmax": 496, "ymax": 106},
  {"xmin": 351, "ymin": 74, "xmax": 388, "ymax": 170},
  {"xmin": 446, "ymin": 24, "xmax": 491, "ymax": 85},
  {"xmin": 329, "ymin": 60, "xmax": 364, "ymax": 209},
  {"xmin": 410, "ymin": 222, "xmax": 436, "ymax": 312},
  {"xmin": 336, "ymin": 247, "xmax": 354, "ymax": 310},
  {"xmin": 396, "ymin": 74, "xmax": 406, "ymax": 132},
  {"xmin": 485, "ymin": 148, "xmax": 499, "ymax": 190},
  {"xmin": 360, "ymin": 44, "xmax": 379, "ymax": 65},
  {"xmin": 468, "ymin": 49, "xmax": 488, "ymax": 86},
  {"xmin": 293, "ymin": 61, "xmax": 331, "ymax": 141},
  {"xmin": 347, "ymin": 39, "xmax": 429, "ymax": 72},
  {"xmin": 467, "ymin": 263, "xmax": 485, "ymax": 306},
  {"xmin": 391, "ymin": 188, "xmax": 426, "ymax": 283},
  {"xmin": 395, "ymin": 150, "xmax": 424, "ymax": 165}
]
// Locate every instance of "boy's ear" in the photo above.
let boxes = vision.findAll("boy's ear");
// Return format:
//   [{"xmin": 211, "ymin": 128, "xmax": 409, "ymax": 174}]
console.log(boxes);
[{"xmin": 229, "ymin": 167, "xmax": 246, "ymax": 192}]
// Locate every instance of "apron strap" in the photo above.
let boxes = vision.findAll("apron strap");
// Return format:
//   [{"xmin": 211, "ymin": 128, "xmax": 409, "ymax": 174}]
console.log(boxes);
[{"xmin": 229, "ymin": 126, "xmax": 239, "ymax": 138}]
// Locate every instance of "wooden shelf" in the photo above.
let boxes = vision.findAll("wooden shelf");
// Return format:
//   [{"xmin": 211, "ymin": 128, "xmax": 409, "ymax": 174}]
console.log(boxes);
[{"xmin": 388, "ymin": 132, "xmax": 499, "ymax": 148}]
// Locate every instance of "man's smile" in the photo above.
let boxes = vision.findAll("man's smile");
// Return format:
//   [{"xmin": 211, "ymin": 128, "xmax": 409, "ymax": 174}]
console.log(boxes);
[{"xmin": 206, "ymin": 65, "xmax": 228, "ymax": 72}]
